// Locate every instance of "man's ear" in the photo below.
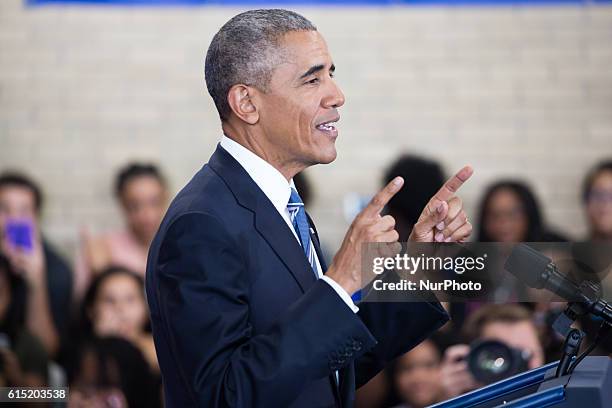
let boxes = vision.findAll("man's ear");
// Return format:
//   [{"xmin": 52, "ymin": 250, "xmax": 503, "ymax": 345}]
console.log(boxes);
[{"xmin": 227, "ymin": 84, "xmax": 259, "ymax": 125}]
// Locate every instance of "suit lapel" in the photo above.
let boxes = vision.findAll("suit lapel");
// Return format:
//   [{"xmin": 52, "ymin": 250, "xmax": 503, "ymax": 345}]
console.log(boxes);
[
  {"xmin": 208, "ymin": 144, "xmax": 316, "ymax": 293},
  {"xmin": 253, "ymin": 203, "xmax": 317, "ymax": 292}
]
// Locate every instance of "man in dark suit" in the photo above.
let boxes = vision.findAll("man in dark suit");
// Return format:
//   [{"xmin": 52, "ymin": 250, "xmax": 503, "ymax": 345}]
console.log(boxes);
[{"xmin": 145, "ymin": 9, "xmax": 473, "ymax": 407}]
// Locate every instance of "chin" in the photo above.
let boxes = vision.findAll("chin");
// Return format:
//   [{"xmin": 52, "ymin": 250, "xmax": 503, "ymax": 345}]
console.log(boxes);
[{"xmin": 317, "ymin": 149, "xmax": 337, "ymax": 165}]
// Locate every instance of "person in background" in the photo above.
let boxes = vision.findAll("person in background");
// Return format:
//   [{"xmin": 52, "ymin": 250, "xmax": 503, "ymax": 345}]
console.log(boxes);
[
  {"xmin": 74, "ymin": 163, "xmax": 169, "ymax": 300},
  {"xmin": 0, "ymin": 253, "xmax": 49, "ymax": 387},
  {"xmin": 582, "ymin": 160, "xmax": 612, "ymax": 242},
  {"xmin": 0, "ymin": 172, "xmax": 72, "ymax": 358},
  {"xmin": 439, "ymin": 304, "xmax": 544, "ymax": 400},
  {"xmin": 75, "ymin": 266, "xmax": 159, "ymax": 374},
  {"xmin": 476, "ymin": 180, "xmax": 568, "ymax": 243},
  {"xmin": 67, "ymin": 336, "xmax": 161, "ymax": 408},
  {"xmin": 389, "ymin": 338, "xmax": 444, "ymax": 408},
  {"xmin": 579, "ymin": 159, "xmax": 612, "ymax": 355},
  {"xmin": 474, "ymin": 180, "xmax": 569, "ymax": 355},
  {"xmin": 383, "ymin": 155, "xmax": 446, "ymax": 242}
]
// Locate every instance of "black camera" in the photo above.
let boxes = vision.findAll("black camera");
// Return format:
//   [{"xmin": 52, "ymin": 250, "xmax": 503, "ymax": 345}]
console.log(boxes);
[{"xmin": 467, "ymin": 339, "xmax": 531, "ymax": 384}]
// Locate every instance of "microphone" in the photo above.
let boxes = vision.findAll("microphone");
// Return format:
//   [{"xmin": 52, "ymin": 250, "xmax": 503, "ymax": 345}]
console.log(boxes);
[{"xmin": 504, "ymin": 244, "xmax": 612, "ymax": 324}]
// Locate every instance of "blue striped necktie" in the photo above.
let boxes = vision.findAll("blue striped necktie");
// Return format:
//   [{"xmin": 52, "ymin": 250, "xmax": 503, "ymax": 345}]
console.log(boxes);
[{"xmin": 287, "ymin": 188, "xmax": 319, "ymax": 278}]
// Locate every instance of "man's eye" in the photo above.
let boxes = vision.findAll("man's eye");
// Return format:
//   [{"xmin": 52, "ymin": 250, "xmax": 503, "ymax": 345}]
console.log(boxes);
[{"xmin": 306, "ymin": 78, "xmax": 319, "ymax": 85}]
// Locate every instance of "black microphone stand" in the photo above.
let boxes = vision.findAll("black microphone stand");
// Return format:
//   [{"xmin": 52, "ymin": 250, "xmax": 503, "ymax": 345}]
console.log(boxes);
[
  {"xmin": 553, "ymin": 303, "xmax": 586, "ymax": 378},
  {"xmin": 552, "ymin": 296, "xmax": 612, "ymax": 378},
  {"xmin": 556, "ymin": 328, "xmax": 584, "ymax": 378}
]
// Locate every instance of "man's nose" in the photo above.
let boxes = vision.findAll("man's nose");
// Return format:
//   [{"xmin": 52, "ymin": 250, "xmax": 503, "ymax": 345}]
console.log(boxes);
[{"xmin": 322, "ymin": 80, "xmax": 345, "ymax": 109}]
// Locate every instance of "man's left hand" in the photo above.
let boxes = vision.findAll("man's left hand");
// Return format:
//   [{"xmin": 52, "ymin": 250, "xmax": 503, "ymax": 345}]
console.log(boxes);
[{"xmin": 409, "ymin": 166, "xmax": 474, "ymax": 243}]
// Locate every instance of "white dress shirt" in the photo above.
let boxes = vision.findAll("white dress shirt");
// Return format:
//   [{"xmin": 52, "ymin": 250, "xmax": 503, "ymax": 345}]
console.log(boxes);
[{"xmin": 220, "ymin": 135, "xmax": 358, "ymax": 313}]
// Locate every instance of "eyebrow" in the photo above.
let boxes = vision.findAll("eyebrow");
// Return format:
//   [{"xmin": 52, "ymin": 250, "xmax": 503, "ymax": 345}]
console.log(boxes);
[{"xmin": 299, "ymin": 63, "xmax": 335, "ymax": 80}]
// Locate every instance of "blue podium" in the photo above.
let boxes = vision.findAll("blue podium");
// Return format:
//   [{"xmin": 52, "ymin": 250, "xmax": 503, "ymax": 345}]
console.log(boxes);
[{"xmin": 429, "ymin": 356, "xmax": 612, "ymax": 408}]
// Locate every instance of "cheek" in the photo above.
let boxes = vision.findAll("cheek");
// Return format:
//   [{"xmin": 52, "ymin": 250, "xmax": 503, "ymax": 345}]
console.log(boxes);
[
  {"xmin": 125, "ymin": 209, "xmax": 140, "ymax": 224},
  {"xmin": 292, "ymin": 100, "xmax": 318, "ymax": 137},
  {"xmin": 485, "ymin": 216, "xmax": 502, "ymax": 233},
  {"xmin": 287, "ymin": 106, "xmax": 313, "ymax": 145},
  {"xmin": 141, "ymin": 207, "xmax": 159, "ymax": 224},
  {"xmin": 154, "ymin": 202, "xmax": 166, "ymax": 217},
  {"xmin": 516, "ymin": 216, "xmax": 529, "ymax": 233},
  {"xmin": 271, "ymin": 95, "xmax": 299, "ymax": 124},
  {"xmin": 591, "ymin": 202, "xmax": 612, "ymax": 215},
  {"xmin": 299, "ymin": 107, "xmax": 314, "ymax": 127},
  {"xmin": 587, "ymin": 204, "xmax": 603, "ymax": 224},
  {"xmin": 126, "ymin": 300, "xmax": 147, "ymax": 323},
  {"xmin": 92, "ymin": 303, "xmax": 111, "ymax": 321}
]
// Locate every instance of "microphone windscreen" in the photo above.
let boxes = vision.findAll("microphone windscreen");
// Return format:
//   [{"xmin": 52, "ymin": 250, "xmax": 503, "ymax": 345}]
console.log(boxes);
[{"xmin": 504, "ymin": 244, "xmax": 552, "ymax": 289}]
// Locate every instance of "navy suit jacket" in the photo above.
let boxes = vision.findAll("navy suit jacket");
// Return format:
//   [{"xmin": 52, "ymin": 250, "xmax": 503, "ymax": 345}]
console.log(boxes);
[{"xmin": 145, "ymin": 145, "xmax": 449, "ymax": 407}]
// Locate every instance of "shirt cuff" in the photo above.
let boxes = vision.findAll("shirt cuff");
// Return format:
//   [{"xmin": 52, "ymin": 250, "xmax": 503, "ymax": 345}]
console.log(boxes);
[{"xmin": 321, "ymin": 276, "xmax": 359, "ymax": 313}]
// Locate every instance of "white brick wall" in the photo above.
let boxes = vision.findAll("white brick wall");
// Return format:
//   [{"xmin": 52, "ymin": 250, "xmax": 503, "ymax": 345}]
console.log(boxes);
[{"xmin": 1, "ymin": 1, "xmax": 611, "ymax": 259}]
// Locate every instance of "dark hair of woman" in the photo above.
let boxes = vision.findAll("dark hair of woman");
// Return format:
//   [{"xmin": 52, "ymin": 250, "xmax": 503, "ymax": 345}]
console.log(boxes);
[
  {"xmin": 476, "ymin": 180, "xmax": 567, "ymax": 242},
  {"xmin": 115, "ymin": 162, "xmax": 166, "ymax": 198}
]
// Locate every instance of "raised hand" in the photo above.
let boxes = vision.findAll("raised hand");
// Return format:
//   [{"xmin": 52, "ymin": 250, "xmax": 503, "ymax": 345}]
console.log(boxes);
[
  {"xmin": 326, "ymin": 177, "xmax": 404, "ymax": 295},
  {"xmin": 410, "ymin": 166, "xmax": 474, "ymax": 243}
]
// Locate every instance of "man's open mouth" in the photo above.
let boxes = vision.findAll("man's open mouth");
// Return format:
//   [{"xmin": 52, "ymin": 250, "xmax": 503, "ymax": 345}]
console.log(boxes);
[{"xmin": 315, "ymin": 118, "xmax": 339, "ymax": 132}]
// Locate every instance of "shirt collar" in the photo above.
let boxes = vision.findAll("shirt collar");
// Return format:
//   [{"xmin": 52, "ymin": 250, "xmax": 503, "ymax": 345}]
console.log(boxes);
[{"xmin": 220, "ymin": 135, "xmax": 295, "ymax": 214}]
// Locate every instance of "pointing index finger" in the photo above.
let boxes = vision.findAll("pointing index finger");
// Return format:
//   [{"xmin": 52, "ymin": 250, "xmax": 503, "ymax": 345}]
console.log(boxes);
[
  {"xmin": 434, "ymin": 165, "xmax": 473, "ymax": 203},
  {"xmin": 362, "ymin": 177, "xmax": 404, "ymax": 218}
]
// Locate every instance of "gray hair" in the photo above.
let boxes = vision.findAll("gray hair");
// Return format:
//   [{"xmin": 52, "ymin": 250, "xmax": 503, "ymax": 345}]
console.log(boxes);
[{"xmin": 205, "ymin": 9, "xmax": 317, "ymax": 121}]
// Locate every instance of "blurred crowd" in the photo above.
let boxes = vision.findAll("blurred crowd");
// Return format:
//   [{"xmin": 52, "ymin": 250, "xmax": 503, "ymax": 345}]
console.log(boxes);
[{"xmin": 0, "ymin": 156, "xmax": 611, "ymax": 407}]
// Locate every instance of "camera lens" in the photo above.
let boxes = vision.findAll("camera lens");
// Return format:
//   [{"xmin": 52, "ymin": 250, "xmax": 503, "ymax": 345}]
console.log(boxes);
[{"xmin": 468, "ymin": 340, "xmax": 530, "ymax": 384}]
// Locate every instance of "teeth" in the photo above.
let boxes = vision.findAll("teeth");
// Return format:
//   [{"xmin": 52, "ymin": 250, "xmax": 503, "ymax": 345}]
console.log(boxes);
[{"xmin": 317, "ymin": 122, "xmax": 337, "ymax": 131}]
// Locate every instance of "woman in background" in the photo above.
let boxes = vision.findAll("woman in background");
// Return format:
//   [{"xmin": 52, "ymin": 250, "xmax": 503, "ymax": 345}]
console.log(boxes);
[
  {"xmin": 76, "ymin": 266, "xmax": 158, "ymax": 374},
  {"xmin": 475, "ymin": 180, "xmax": 568, "ymax": 361},
  {"xmin": 582, "ymin": 160, "xmax": 612, "ymax": 242},
  {"xmin": 74, "ymin": 162, "xmax": 169, "ymax": 301},
  {"xmin": 476, "ymin": 180, "xmax": 568, "ymax": 243},
  {"xmin": 389, "ymin": 339, "xmax": 444, "ymax": 408},
  {"xmin": 579, "ymin": 160, "xmax": 612, "ymax": 356}
]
